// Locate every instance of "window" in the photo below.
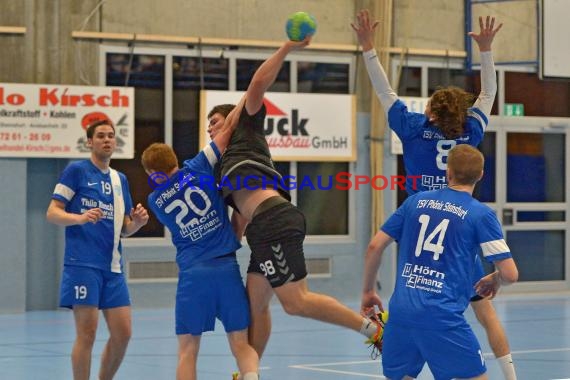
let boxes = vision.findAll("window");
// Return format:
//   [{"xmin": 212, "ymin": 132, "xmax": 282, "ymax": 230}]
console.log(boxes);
[
  {"xmin": 298, "ymin": 62, "xmax": 349, "ymax": 94},
  {"xmin": 295, "ymin": 61, "xmax": 350, "ymax": 235},
  {"xmin": 474, "ymin": 131, "xmax": 496, "ymax": 203},
  {"xmin": 237, "ymin": 59, "xmax": 290, "ymax": 92},
  {"xmin": 506, "ymin": 132, "xmax": 565, "ymax": 203},
  {"xmin": 172, "ymin": 56, "xmax": 229, "ymax": 162},
  {"xmin": 297, "ymin": 162, "xmax": 349, "ymax": 235},
  {"xmin": 106, "ymin": 53, "xmax": 165, "ymax": 237},
  {"xmin": 397, "ymin": 67, "xmax": 421, "ymax": 97}
]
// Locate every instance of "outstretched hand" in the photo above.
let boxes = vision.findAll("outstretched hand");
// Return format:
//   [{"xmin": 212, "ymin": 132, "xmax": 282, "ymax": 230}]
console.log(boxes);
[
  {"xmin": 468, "ymin": 15, "xmax": 502, "ymax": 52},
  {"xmin": 285, "ymin": 35, "xmax": 312, "ymax": 51},
  {"xmin": 351, "ymin": 9, "xmax": 379, "ymax": 52}
]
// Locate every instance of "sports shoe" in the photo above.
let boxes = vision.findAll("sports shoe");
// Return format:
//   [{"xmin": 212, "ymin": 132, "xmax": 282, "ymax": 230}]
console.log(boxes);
[{"xmin": 365, "ymin": 311, "xmax": 388, "ymax": 359}]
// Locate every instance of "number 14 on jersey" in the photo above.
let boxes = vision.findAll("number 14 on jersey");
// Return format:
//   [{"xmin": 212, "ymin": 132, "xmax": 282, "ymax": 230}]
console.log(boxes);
[{"xmin": 415, "ymin": 214, "xmax": 449, "ymax": 260}]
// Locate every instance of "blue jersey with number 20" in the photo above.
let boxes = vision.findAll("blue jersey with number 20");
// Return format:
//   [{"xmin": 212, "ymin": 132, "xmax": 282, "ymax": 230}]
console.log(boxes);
[{"xmin": 148, "ymin": 142, "xmax": 240, "ymax": 271}]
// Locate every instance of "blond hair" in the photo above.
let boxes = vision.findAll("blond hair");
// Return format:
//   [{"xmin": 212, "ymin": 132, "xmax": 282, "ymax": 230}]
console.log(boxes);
[
  {"xmin": 141, "ymin": 143, "xmax": 178, "ymax": 174},
  {"xmin": 430, "ymin": 87, "xmax": 475, "ymax": 139},
  {"xmin": 447, "ymin": 144, "xmax": 484, "ymax": 185}
]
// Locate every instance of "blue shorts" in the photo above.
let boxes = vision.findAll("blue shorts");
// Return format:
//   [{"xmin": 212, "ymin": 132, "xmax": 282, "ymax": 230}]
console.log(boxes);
[
  {"xmin": 175, "ymin": 254, "xmax": 250, "ymax": 336},
  {"xmin": 382, "ymin": 321, "xmax": 486, "ymax": 380},
  {"xmin": 60, "ymin": 265, "xmax": 130, "ymax": 309}
]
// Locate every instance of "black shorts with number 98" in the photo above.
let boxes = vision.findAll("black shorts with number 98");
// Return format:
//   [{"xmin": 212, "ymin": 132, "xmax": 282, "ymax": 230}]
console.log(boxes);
[{"xmin": 245, "ymin": 201, "xmax": 308, "ymax": 288}]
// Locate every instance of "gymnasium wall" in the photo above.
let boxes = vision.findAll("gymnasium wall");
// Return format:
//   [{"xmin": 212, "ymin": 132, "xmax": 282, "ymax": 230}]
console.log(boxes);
[{"xmin": 393, "ymin": 0, "xmax": 536, "ymax": 64}]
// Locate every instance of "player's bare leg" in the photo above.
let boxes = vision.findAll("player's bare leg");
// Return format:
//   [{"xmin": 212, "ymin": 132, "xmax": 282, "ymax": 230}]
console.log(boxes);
[
  {"xmin": 72, "ymin": 306, "xmax": 99, "ymax": 380},
  {"xmin": 246, "ymin": 273, "xmax": 274, "ymax": 357},
  {"xmin": 99, "ymin": 306, "xmax": 132, "ymax": 380}
]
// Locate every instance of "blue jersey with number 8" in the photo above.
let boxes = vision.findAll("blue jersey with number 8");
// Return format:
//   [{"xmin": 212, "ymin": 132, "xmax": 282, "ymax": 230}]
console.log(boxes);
[{"xmin": 388, "ymin": 100, "xmax": 487, "ymax": 194}]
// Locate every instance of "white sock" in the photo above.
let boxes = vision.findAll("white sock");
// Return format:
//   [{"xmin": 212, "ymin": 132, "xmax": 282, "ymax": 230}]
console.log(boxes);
[
  {"xmin": 359, "ymin": 318, "xmax": 377, "ymax": 338},
  {"xmin": 497, "ymin": 354, "xmax": 517, "ymax": 380},
  {"xmin": 242, "ymin": 373, "xmax": 259, "ymax": 380}
]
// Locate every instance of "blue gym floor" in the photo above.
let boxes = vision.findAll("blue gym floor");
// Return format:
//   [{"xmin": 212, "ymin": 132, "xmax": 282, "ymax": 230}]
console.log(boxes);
[{"xmin": 1, "ymin": 293, "xmax": 569, "ymax": 379}]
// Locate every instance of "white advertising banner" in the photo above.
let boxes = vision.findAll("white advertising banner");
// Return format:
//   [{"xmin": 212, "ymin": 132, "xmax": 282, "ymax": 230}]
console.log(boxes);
[
  {"xmin": 0, "ymin": 83, "xmax": 134, "ymax": 158},
  {"xmin": 200, "ymin": 90, "xmax": 356, "ymax": 161},
  {"xmin": 390, "ymin": 96, "xmax": 429, "ymax": 155}
]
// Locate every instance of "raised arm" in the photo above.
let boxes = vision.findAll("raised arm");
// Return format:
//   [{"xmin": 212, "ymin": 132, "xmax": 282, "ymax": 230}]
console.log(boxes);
[
  {"xmin": 469, "ymin": 16, "xmax": 502, "ymax": 116},
  {"xmin": 245, "ymin": 39, "xmax": 310, "ymax": 115},
  {"xmin": 351, "ymin": 9, "xmax": 397, "ymax": 115}
]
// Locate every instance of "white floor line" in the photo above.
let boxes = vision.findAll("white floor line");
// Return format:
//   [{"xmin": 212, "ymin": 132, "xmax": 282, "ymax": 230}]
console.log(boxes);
[
  {"xmin": 285, "ymin": 347, "xmax": 570, "ymax": 379},
  {"xmin": 511, "ymin": 347, "xmax": 570, "ymax": 355},
  {"xmin": 289, "ymin": 364, "xmax": 385, "ymax": 378},
  {"xmin": 291, "ymin": 359, "xmax": 378, "ymax": 367}
]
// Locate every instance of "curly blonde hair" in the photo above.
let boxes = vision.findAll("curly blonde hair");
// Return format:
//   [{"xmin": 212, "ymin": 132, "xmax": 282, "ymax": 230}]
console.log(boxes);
[{"xmin": 429, "ymin": 87, "xmax": 475, "ymax": 139}]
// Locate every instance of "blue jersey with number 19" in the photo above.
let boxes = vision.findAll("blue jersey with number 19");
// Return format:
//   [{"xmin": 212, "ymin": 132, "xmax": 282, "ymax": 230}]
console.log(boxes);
[
  {"xmin": 381, "ymin": 187, "xmax": 511, "ymax": 330},
  {"xmin": 388, "ymin": 100, "xmax": 487, "ymax": 194},
  {"xmin": 52, "ymin": 160, "xmax": 133, "ymax": 273},
  {"xmin": 148, "ymin": 142, "xmax": 240, "ymax": 271}
]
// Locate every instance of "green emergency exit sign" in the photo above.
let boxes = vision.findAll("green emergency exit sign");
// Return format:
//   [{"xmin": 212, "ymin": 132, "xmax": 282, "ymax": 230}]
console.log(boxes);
[{"xmin": 504, "ymin": 103, "xmax": 524, "ymax": 116}]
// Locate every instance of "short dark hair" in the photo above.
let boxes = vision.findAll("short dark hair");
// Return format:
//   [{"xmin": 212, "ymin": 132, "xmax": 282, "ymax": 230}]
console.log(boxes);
[
  {"xmin": 86, "ymin": 119, "xmax": 115, "ymax": 139},
  {"xmin": 207, "ymin": 104, "xmax": 235, "ymax": 119}
]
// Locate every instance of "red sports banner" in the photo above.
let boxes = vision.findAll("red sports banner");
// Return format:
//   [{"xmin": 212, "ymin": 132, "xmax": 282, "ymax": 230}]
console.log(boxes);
[
  {"xmin": 0, "ymin": 83, "xmax": 134, "ymax": 158},
  {"xmin": 200, "ymin": 90, "xmax": 356, "ymax": 161}
]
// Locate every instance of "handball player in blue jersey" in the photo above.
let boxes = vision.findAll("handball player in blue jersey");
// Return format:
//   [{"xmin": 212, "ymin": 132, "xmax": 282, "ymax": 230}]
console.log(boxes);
[
  {"xmin": 353, "ymin": 10, "xmax": 518, "ymax": 380},
  {"xmin": 353, "ymin": 10, "xmax": 500, "ymax": 195},
  {"xmin": 361, "ymin": 144, "xmax": 518, "ymax": 380},
  {"xmin": 46, "ymin": 119, "xmax": 149, "ymax": 380},
  {"xmin": 141, "ymin": 98, "xmax": 259, "ymax": 380}
]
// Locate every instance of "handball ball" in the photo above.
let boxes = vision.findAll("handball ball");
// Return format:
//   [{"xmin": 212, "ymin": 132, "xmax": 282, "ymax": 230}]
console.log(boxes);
[{"xmin": 286, "ymin": 11, "xmax": 317, "ymax": 41}]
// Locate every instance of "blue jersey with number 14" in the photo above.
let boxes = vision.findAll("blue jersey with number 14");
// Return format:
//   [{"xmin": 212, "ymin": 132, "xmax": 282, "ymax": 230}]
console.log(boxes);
[
  {"xmin": 388, "ymin": 100, "xmax": 487, "ymax": 194},
  {"xmin": 381, "ymin": 187, "xmax": 511, "ymax": 330},
  {"xmin": 148, "ymin": 142, "xmax": 240, "ymax": 271}
]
